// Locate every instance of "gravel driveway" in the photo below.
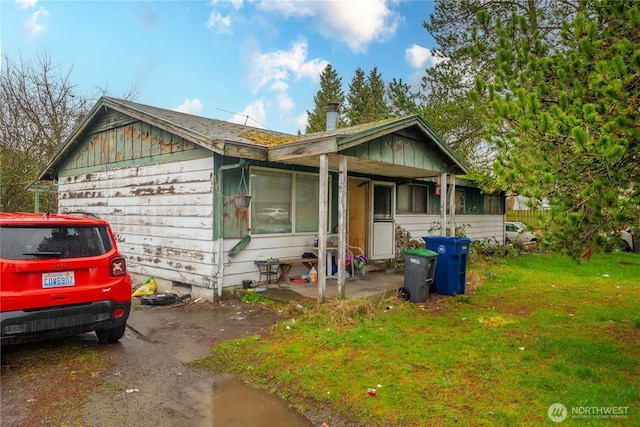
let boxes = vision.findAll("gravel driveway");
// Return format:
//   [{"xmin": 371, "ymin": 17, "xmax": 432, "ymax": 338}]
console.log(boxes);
[{"xmin": 1, "ymin": 298, "xmax": 313, "ymax": 427}]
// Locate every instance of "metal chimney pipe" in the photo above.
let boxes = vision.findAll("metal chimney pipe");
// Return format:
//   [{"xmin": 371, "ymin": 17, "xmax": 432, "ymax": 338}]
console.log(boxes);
[{"xmin": 326, "ymin": 102, "xmax": 339, "ymax": 131}]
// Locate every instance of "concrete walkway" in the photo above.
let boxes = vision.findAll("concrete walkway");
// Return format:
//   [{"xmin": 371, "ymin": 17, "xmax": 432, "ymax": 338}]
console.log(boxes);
[{"xmin": 243, "ymin": 270, "xmax": 406, "ymax": 302}]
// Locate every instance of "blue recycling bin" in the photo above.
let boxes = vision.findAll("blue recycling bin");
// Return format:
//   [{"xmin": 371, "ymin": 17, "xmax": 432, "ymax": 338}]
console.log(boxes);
[{"xmin": 423, "ymin": 236, "xmax": 471, "ymax": 296}]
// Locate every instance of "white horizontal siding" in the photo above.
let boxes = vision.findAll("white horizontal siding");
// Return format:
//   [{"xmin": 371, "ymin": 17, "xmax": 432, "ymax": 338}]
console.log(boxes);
[
  {"xmin": 58, "ymin": 157, "xmax": 217, "ymax": 290},
  {"xmin": 395, "ymin": 214, "xmax": 505, "ymax": 243},
  {"xmin": 219, "ymin": 234, "xmax": 318, "ymax": 286}
]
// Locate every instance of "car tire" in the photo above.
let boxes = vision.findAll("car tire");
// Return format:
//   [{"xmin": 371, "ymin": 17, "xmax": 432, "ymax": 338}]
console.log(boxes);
[{"xmin": 96, "ymin": 324, "xmax": 127, "ymax": 344}]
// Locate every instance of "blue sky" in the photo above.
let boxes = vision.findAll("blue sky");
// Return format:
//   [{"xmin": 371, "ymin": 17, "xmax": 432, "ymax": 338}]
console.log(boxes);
[{"xmin": 2, "ymin": 0, "xmax": 440, "ymax": 134}]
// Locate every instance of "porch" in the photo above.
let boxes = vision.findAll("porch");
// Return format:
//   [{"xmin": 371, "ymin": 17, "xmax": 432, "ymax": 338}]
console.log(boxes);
[{"xmin": 238, "ymin": 269, "xmax": 405, "ymax": 302}]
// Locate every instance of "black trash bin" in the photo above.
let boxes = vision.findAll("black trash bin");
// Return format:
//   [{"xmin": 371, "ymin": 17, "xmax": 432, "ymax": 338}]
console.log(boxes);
[
  {"xmin": 423, "ymin": 237, "xmax": 471, "ymax": 296},
  {"xmin": 400, "ymin": 248, "xmax": 438, "ymax": 302}
]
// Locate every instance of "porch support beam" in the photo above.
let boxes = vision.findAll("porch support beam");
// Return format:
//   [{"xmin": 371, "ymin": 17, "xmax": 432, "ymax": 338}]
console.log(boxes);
[
  {"xmin": 439, "ymin": 173, "xmax": 447, "ymax": 236},
  {"xmin": 449, "ymin": 175, "xmax": 456, "ymax": 236},
  {"xmin": 337, "ymin": 155, "xmax": 347, "ymax": 299},
  {"xmin": 318, "ymin": 154, "xmax": 329, "ymax": 303}
]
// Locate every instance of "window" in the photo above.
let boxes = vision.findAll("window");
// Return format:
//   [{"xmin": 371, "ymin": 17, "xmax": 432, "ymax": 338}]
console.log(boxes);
[
  {"xmin": 295, "ymin": 173, "xmax": 320, "ymax": 232},
  {"xmin": 455, "ymin": 189, "xmax": 465, "ymax": 214},
  {"xmin": 484, "ymin": 194, "xmax": 503, "ymax": 215},
  {"xmin": 397, "ymin": 184, "xmax": 428, "ymax": 214},
  {"xmin": 0, "ymin": 226, "xmax": 112, "ymax": 260},
  {"xmin": 251, "ymin": 169, "xmax": 292, "ymax": 234},
  {"xmin": 373, "ymin": 185, "xmax": 393, "ymax": 220},
  {"xmin": 250, "ymin": 168, "xmax": 327, "ymax": 235}
]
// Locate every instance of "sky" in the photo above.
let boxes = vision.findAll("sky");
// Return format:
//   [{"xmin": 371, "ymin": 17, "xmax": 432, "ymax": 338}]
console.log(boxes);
[{"xmin": 2, "ymin": 0, "xmax": 441, "ymax": 134}]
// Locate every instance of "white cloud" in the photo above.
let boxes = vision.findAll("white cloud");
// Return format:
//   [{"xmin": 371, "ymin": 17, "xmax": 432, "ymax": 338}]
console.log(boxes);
[
  {"xmin": 406, "ymin": 45, "xmax": 431, "ymax": 69},
  {"xmin": 209, "ymin": 0, "xmax": 243, "ymax": 10},
  {"xmin": 229, "ymin": 100, "xmax": 267, "ymax": 129},
  {"xmin": 294, "ymin": 111, "xmax": 308, "ymax": 132},
  {"xmin": 256, "ymin": 0, "xmax": 400, "ymax": 53},
  {"xmin": 16, "ymin": 0, "xmax": 37, "ymax": 9},
  {"xmin": 206, "ymin": 12, "xmax": 232, "ymax": 34},
  {"xmin": 246, "ymin": 39, "xmax": 328, "ymax": 94},
  {"xmin": 276, "ymin": 93, "xmax": 294, "ymax": 112},
  {"xmin": 25, "ymin": 7, "xmax": 48, "ymax": 38},
  {"xmin": 405, "ymin": 44, "xmax": 448, "ymax": 69},
  {"xmin": 174, "ymin": 98, "xmax": 203, "ymax": 115},
  {"xmin": 270, "ymin": 81, "xmax": 289, "ymax": 92}
]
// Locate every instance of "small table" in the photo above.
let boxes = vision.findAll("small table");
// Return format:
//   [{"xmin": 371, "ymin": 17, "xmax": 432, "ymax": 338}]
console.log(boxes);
[{"xmin": 254, "ymin": 260, "xmax": 280, "ymax": 286}]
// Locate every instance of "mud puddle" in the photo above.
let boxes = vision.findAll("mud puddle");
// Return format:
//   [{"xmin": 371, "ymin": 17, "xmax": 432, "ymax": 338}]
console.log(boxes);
[
  {"xmin": 1, "ymin": 301, "xmax": 318, "ymax": 426},
  {"xmin": 166, "ymin": 373, "xmax": 313, "ymax": 426},
  {"xmin": 82, "ymin": 301, "xmax": 316, "ymax": 426}
]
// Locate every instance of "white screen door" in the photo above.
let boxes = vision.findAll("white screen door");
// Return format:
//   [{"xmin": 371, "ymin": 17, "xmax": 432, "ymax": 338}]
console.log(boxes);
[{"xmin": 370, "ymin": 182, "xmax": 395, "ymax": 260}]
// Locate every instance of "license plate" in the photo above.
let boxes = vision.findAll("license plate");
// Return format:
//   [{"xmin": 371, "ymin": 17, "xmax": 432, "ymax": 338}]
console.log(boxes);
[{"xmin": 42, "ymin": 271, "xmax": 75, "ymax": 288}]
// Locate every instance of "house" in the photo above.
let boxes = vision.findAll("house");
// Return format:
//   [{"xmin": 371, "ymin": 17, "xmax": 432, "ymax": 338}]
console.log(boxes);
[{"xmin": 38, "ymin": 97, "xmax": 505, "ymax": 301}]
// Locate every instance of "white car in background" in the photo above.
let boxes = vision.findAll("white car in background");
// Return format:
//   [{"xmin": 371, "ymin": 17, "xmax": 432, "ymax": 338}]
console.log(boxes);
[
  {"xmin": 620, "ymin": 228, "xmax": 634, "ymax": 251},
  {"xmin": 505, "ymin": 221, "xmax": 538, "ymax": 246},
  {"xmin": 258, "ymin": 208, "xmax": 289, "ymax": 223}
]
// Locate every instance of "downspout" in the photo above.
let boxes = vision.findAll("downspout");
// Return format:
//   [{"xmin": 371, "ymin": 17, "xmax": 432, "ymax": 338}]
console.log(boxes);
[{"xmin": 214, "ymin": 158, "xmax": 246, "ymax": 299}]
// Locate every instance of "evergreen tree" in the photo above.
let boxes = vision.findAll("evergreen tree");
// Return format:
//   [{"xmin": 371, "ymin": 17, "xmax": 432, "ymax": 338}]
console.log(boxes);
[
  {"xmin": 365, "ymin": 67, "xmax": 391, "ymax": 122},
  {"xmin": 345, "ymin": 67, "xmax": 368, "ymax": 126},
  {"xmin": 421, "ymin": 0, "xmax": 579, "ymax": 168},
  {"xmin": 306, "ymin": 64, "xmax": 345, "ymax": 133},
  {"xmin": 473, "ymin": 0, "xmax": 640, "ymax": 259},
  {"xmin": 387, "ymin": 78, "xmax": 422, "ymax": 117},
  {"xmin": 346, "ymin": 67, "xmax": 390, "ymax": 125}
]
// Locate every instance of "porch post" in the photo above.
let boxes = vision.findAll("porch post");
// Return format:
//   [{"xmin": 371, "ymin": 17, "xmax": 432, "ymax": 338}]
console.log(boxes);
[
  {"xmin": 449, "ymin": 175, "xmax": 456, "ymax": 236},
  {"xmin": 337, "ymin": 155, "xmax": 347, "ymax": 298},
  {"xmin": 318, "ymin": 154, "xmax": 329, "ymax": 303},
  {"xmin": 440, "ymin": 173, "xmax": 447, "ymax": 236}
]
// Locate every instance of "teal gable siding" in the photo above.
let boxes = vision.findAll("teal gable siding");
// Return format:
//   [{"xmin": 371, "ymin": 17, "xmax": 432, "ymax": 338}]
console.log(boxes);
[
  {"xmin": 340, "ymin": 130, "xmax": 451, "ymax": 173},
  {"xmin": 58, "ymin": 110, "xmax": 209, "ymax": 177}
]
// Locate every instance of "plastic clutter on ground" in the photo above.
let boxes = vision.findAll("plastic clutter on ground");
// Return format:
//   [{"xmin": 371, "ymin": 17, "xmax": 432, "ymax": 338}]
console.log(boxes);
[
  {"xmin": 140, "ymin": 293, "xmax": 190, "ymax": 306},
  {"xmin": 132, "ymin": 276, "xmax": 157, "ymax": 297}
]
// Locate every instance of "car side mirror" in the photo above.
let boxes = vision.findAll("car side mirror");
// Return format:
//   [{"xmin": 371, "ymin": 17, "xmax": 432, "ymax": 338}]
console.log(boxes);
[{"xmin": 518, "ymin": 229, "xmax": 524, "ymax": 233}]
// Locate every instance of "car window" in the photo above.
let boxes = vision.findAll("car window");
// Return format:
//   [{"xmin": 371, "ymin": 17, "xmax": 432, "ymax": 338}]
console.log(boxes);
[{"xmin": 0, "ymin": 225, "xmax": 113, "ymax": 260}]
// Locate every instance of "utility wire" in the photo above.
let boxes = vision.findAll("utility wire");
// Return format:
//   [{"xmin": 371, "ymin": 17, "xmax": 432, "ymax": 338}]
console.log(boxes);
[{"xmin": 217, "ymin": 108, "xmax": 271, "ymax": 130}]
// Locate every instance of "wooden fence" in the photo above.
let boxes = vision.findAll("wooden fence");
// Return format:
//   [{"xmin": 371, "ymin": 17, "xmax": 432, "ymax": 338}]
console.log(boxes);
[{"xmin": 506, "ymin": 210, "xmax": 549, "ymax": 229}]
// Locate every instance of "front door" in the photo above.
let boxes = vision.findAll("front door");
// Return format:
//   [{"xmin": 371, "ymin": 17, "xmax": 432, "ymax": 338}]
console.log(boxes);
[
  {"xmin": 370, "ymin": 182, "xmax": 395, "ymax": 260},
  {"xmin": 348, "ymin": 178, "xmax": 368, "ymax": 253}
]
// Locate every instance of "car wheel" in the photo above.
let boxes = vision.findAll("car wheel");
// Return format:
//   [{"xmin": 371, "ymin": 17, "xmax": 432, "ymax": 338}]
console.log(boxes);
[{"xmin": 96, "ymin": 324, "xmax": 127, "ymax": 344}]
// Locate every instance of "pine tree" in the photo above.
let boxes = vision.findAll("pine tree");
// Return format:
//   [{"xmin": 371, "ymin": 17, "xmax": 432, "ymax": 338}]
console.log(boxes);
[
  {"xmin": 474, "ymin": 0, "xmax": 640, "ymax": 259},
  {"xmin": 306, "ymin": 64, "xmax": 345, "ymax": 133},
  {"xmin": 345, "ymin": 67, "xmax": 368, "ymax": 126},
  {"xmin": 387, "ymin": 78, "xmax": 422, "ymax": 117},
  {"xmin": 345, "ymin": 67, "xmax": 390, "ymax": 125},
  {"xmin": 421, "ymin": 0, "xmax": 579, "ymax": 168},
  {"xmin": 365, "ymin": 67, "xmax": 390, "ymax": 122}
]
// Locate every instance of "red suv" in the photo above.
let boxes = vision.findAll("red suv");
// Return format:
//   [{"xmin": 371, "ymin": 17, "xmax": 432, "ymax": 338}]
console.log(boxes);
[{"xmin": 0, "ymin": 212, "xmax": 132, "ymax": 345}]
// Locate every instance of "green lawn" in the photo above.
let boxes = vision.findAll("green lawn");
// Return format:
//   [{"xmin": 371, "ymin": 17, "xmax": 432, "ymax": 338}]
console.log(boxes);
[{"xmin": 196, "ymin": 252, "xmax": 640, "ymax": 426}]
